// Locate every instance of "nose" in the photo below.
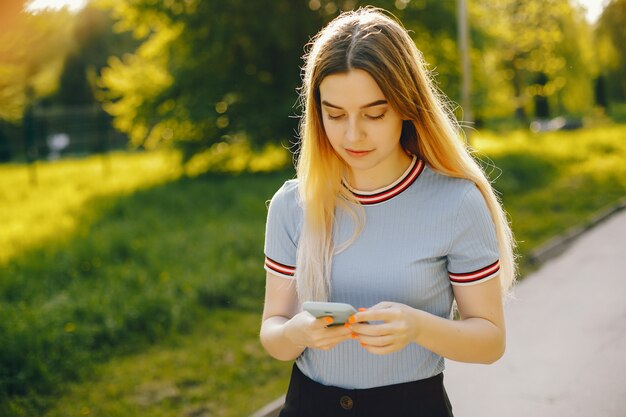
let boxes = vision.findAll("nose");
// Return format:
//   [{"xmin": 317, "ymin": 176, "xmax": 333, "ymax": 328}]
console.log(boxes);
[{"xmin": 344, "ymin": 117, "xmax": 362, "ymax": 143}]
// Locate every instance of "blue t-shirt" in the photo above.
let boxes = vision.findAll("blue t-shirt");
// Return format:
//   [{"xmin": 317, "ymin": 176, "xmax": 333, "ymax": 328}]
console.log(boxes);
[{"xmin": 264, "ymin": 157, "xmax": 500, "ymax": 389}]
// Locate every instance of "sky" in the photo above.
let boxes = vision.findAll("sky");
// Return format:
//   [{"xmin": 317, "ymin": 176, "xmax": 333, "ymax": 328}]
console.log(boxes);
[
  {"xmin": 575, "ymin": 0, "xmax": 609, "ymax": 23},
  {"xmin": 25, "ymin": 0, "xmax": 607, "ymax": 23},
  {"xmin": 25, "ymin": 0, "xmax": 88, "ymax": 13}
]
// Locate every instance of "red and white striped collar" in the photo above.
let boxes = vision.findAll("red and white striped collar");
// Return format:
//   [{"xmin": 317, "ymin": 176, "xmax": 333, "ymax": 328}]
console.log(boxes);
[{"xmin": 343, "ymin": 156, "xmax": 425, "ymax": 205}]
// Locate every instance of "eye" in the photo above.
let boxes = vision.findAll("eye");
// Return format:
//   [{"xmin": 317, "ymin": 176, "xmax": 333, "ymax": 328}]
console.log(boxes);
[
  {"xmin": 365, "ymin": 113, "xmax": 386, "ymax": 120},
  {"xmin": 327, "ymin": 113, "xmax": 345, "ymax": 120}
]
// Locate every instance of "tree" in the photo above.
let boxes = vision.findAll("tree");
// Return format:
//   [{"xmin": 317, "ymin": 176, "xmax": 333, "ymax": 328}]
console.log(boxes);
[
  {"xmin": 47, "ymin": 5, "xmax": 136, "ymax": 107},
  {"xmin": 96, "ymin": 0, "xmax": 328, "ymax": 158},
  {"xmin": 595, "ymin": 0, "xmax": 626, "ymax": 104},
  {"xmin": 95, "ymin": 0, "xmax": 463, "ymax": 159},
  {"xmin": 96, "ymin": 0, "xmax": 598, "ymax": 156},
  {"xmin": 0, "ymin": 7, "xmax": 75, "ymax": 122},
  {"xmin": 470, "ymin": 0, "xmax": 594, "ymax": 123}
]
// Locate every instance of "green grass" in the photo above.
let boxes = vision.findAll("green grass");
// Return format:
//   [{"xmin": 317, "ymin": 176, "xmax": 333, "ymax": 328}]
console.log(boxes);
[
  {"xmin": 1, "ymin": 124, "xmax": 625, "ymax": 416},
  {"xmin": 473, "ymin": 124, "xmax": 626, "ymax": 263},
  {"xmin": 0, "ymin": 154, "xmax": 294, "ymax": 416},
  {"xmin": 0, "ymin": 151, "xmax": 182, "ymax": 265},
  {"xmin": 44, "ymin": 311, "xmax": 291, "ymax": 417}
]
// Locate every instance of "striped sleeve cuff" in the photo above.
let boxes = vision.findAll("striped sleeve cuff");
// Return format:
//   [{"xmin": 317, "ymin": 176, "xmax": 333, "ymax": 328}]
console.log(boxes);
[
  {"xmin": 449, "ymin": 260, "xmax": 500, "ymax": 286},
  {"xmin": 264, "ymin": 256, "xmax": 296, "ymax": 280}
]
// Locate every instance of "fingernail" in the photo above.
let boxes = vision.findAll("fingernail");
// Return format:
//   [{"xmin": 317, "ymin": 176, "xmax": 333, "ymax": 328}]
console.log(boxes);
[
  {"xmin": 324, "ymin": 317, "xmax": 334, "ymax": 324},
  {"xmin": 358, "ymin": 308, "xmax": 367, "ymax": 312},
  {"xmin": 351, "ymin": 333, "xmax": 357, "ymax": 339},
  {"xmin": 348, "ymin": 315, "xmax": 356, "ymax": 324},
  {"xmin": 344, "ymin": 322, "xmax": 351, "ymax": 329},
  {"xmin": 360, "ymin": 342, "xmax": 366, "ymax": 347}
]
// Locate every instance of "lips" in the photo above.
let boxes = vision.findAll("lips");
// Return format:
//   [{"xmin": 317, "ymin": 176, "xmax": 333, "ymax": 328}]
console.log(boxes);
[{"xmin": 345, "ymin": 149, "xmax": 373, "ymax": 158}]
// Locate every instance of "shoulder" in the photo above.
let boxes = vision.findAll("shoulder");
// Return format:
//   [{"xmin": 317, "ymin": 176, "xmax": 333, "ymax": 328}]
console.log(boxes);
[
  {"xmin": 417, "ymin": 164, "xmax": 480, "ymax": 206},
  {"xmin": 421, "ymin": 167, "xmax": 494, "ymax": 234},
  {"xmin": 269, "ymin": 179, "xmax": 300, "ymax": 208},
  {"xmin": 264, "ymin": 180, "xmax": 302, "ymax": 271},
  {"xmin": 267, "ymin": 179, "xmax": 303, "ymax": 221}
]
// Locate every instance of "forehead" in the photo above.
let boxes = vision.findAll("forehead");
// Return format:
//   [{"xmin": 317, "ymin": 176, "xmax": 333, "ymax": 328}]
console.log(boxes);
[{"xmin": 319, "ymin": 69, "xmax": 385, "ymax": 107}]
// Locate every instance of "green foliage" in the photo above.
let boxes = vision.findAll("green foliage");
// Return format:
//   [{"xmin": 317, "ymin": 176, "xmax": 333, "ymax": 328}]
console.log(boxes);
[
  {"xmin": 96, "ymin": 0, "xmax": 328, "ymax": 156},
  {"xmin": 94, "ymin": 0, "xmax": 465, "ymax": 155},
  {"xmin": 46, "ymin": 6, "xmax": 138, "ymax": 107},
  {"xmin": 482, "ymin": 152, "xmax": 559, "ymax": 193},
  {"xmin": 596, "ymin": 0, "xmax": 626, "ymax": 103},
  {"xmin": 471, "ymin": 0, "xmax": 595, "ymax": 121},
  {"xmin": 0, "ymin": 165, "xmax": 292, "ymax": 410},
  {"xmin": 94, "ymin": 0, "xmax": 605, "ymax": 159},
  {"xmin": 474, "ymin": 124, "xmax": 626, "ymax": 257},
  {"xmin": 608, "ymin": 102, "xmax": 626, "ymax": 122},
  {"xmin": 0, "ymin": 151, "xmax": 182, "ymax": 265},
  {"xmin": 46, "ymin": 311, "xmax": 292, "ymax": 417},
  {"xmin": 0, "ymin": 7, "xmax": 75, "ymax": 121},
  {"xmin": 1, "ymin": 0, "xmax": 616, "ymax": 163}
]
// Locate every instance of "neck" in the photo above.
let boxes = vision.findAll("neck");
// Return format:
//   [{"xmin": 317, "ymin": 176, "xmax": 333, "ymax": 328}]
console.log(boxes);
[{"xmin": 345, "ymin": 149, "xmax": 412, "ymax": 192}]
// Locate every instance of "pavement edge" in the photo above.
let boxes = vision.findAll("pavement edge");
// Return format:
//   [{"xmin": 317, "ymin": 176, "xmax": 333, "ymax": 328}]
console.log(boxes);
[{"xmin": 529, "ymin": 197, "xmax": 626, "ymax": 265}]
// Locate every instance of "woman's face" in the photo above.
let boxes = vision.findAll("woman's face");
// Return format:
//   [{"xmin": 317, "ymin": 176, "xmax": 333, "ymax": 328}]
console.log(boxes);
[{"xmin": 319, "ymin": 69, "xmax": 407, "ymax": 190}]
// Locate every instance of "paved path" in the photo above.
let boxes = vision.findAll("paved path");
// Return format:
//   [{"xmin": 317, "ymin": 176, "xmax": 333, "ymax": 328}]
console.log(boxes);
[{"xmin": 444, "ymin": 209, "xmax": 626, "ymax": 417}]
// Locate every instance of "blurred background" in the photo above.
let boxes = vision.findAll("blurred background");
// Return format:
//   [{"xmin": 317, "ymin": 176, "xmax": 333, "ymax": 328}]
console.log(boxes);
[{"xmin": 0, "ymin": 1, "xmax": 624, "ymax": 416}]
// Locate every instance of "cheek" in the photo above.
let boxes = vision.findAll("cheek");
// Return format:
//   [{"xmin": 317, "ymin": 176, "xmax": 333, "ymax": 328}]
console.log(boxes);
[
  {"xmin": 323, "ymin": 121, "xmax": 342, "ymax": 147},
  {"xmin": 368, "ymin": 122, "xmax": 397, "ymax": 144},
  {"xmin": 381, "ymin": 119, "xmax": 404, "ymax": 142}
]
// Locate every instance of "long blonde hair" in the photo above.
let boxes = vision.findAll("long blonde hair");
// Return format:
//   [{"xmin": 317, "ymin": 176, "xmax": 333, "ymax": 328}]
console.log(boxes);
[{"xmin": 296, "ymin": 7, "xmax": 516, "ymax": 302}]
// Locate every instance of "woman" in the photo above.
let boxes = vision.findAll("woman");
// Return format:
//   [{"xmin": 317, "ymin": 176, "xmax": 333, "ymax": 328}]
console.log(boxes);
[{"xmin": 260, "ymin": 7, "xmax": 516, "ymax": 417}]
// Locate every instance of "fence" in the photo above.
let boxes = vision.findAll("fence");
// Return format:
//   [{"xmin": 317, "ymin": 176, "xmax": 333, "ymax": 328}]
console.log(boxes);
[{"xmin": 0, "ymin": 105, "xmax": 130, "ymax": 184}]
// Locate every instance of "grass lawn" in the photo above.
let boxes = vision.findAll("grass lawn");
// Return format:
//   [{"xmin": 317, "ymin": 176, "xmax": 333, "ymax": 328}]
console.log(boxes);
[
  {"xmin": 45, "ymin": 311, "xmax": 291, "ymax": 417},
  {"xmin": 0, "ymin": 151, "xmax": 294, "ymax": 416},
  {"xmin": 473, "ymin": 125, "xmax": 626, "ymax": 265},
  {"xmin": 1, "ymin": 124, "xmax": 625, "ymax": 416}
]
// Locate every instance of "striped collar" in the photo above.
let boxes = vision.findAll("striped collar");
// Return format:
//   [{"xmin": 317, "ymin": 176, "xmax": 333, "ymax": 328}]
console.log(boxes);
[{"xmin": 343, "ymin": 156, "xmax": 425, "ymax": 205}]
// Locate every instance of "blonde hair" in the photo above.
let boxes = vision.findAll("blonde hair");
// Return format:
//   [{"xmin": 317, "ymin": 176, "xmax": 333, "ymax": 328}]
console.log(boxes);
[{"xmin": 296, "ymin": 7, "xmax": 516, "ymax": 302}]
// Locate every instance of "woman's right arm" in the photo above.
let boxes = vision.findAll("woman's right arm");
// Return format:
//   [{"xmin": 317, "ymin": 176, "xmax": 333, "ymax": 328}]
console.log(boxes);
[{"xmin": 260, "ymin": 272, "xmax": 353, "ymax": 361}]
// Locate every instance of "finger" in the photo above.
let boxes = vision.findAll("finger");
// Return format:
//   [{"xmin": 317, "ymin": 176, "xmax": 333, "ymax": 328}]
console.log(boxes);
[
  {"xmin": 348, "ymin": 313, "xmax": 374, "ymax": 325},
  {"xmin": 357, "ymin": 334, "xmax": 395, "ymax": 347},
  {"xmin": 350, "ymin": 309, "xmax": 397, "ymax": 324},
  {"xmin": 312, "ymin": 316, "xmax": 334, "ymax": 328},
  {"xmin": 329, "ymin": 333, "xmax": 354, "ymax": 346},
  {"xmin": 368, "ymin": 301, "xmax": 396, "ymax": 310},
  {"xmin": 311, "ymin": 325, "xmax": 350, "ymax": 345},
  {"xmin": 350, "ymin": 322, "xmax": 391, "ymax": 337},
  {"xmin": 325, "ymin": 325, "xmax": 353, "ymax": 338},
  {"xmin": 360, "ymin": 342, "xmax": 399, "ymax": 355},
  {"xmin": 325, "ymin": 324, "xmax": 352, "ymax": 334},
  {"xmin": 313, "ymin": 325, "xmax": 348, "ymax": 339},
  {"xmin": 317, "ymin": 333, "xmax": 353, "ymax": 349},
  {"xmin": 314, "ymin": 323, "xmax": 351, "ymax": 336}
]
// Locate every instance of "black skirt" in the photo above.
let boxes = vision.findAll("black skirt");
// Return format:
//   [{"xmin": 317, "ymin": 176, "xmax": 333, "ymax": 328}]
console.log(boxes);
[{"xmin": 279, "ymin": 363, "xmax": 454, "ymax": 417}]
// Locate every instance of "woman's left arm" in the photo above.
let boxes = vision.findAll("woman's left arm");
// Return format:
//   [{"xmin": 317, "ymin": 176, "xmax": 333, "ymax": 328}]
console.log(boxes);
[{"xmin": 349, "ymin": 276, "xmax": 505, "ymax": 364}]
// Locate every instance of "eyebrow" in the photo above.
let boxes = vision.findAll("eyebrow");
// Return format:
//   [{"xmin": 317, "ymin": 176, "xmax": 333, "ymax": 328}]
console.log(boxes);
[{"xmin": 321, "ymin": 99, "xmax": 388, "ymax": 110}]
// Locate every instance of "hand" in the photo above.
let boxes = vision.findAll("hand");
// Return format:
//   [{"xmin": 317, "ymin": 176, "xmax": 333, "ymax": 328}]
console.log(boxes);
[
  {"xmin": 349, "ymin": 301, "xmax": 424, "ymax": 355},
  {"xmin": 284, "ymin": 311, "xmax": 353, "ymax": 351}
]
